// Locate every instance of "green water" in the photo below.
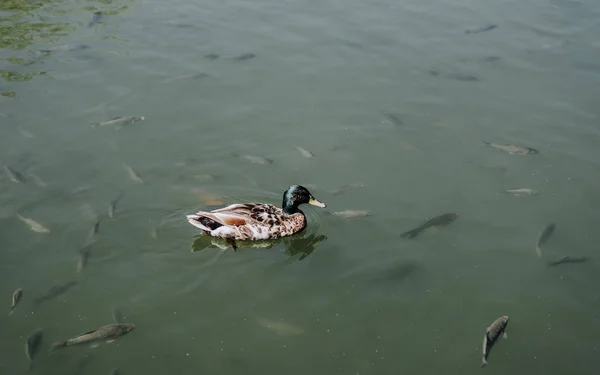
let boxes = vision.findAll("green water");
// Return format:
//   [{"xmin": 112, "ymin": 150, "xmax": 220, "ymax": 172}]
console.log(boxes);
[{"xmin": 2, "ymin": 0, "xmax": 600, "ymax": 374}]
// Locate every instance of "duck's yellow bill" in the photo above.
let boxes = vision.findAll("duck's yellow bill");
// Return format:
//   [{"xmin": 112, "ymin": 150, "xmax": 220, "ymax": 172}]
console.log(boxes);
[{"xmin": 309, "ymin": 197, "xmax": 326, "ymax": 208}]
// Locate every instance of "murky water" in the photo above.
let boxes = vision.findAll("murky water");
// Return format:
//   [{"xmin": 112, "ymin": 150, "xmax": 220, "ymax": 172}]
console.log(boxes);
[{"xmin": 2, "ymin": 0, "xmax": 600, "ymax": 374}]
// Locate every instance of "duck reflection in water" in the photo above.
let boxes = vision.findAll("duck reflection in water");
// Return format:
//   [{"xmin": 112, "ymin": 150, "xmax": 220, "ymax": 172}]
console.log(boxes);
[{"xmin": 191, "ymin": 231, "xmax": 328, "ymax": 260}]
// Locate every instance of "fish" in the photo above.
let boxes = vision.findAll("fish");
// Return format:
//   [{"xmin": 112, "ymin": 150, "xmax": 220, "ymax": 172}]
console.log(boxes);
[
  {"xmin": 383, "ymin": 113, "xmax": 404, "ymax": 126},
  {"xmin": 39, "ymin": 44, "xmax": 90, "ymax": 53},
  {"xmin": 504, "ymin": 188, "xmax": 540, "ymax": 196},
  {"xmin": 446, "ymin": 73, "xmax": 479, "ymax": 82},
  {"xmin": 91, "ymin": 116, "xmax": 145, "ymax": 128},
  {"xmin": 401, "ymin": 212, "xmax": 460, "ymax": 239},
  {"xmin": 234, "ymin": 53, "xmax": 256, "ymax": 61},
  {"xmin": 4, "ymin": 164, "xmax": 26, "ymax": 183},
  {"xmin": 17, "ymin": 125, "xmax": 34, "ymax": 138},
  {"xmin": 9, "ymin": 288, "xmax": 23, "ymax": 315},
  {"xmin": 72, "ymin": 185, "xmax": 90, "ymax": 195},
  {"xmin": 205, "ymin": 53, "xmax": 219, "ymax": 60},
  {"xmin": 33, "ymin": 280, "xmax": 78, "ymax": 308},
  {"xmin": 111, "ymin": 369, "xmax": 120, "ymax": 375},
  {"xmin": 16, "ymin": 214, "xmax": 50, "ymax": 233},
  {"xmin": 333, "ymin": 210, "xmax": 371, "ymax": 219},
  {"xmin": 28, "ymin": 172, "xmax": 47, "ymax": 187},
  {"xmin": 536, "ymin": 223, "xmax": 555, "ymax": 258},
  {"xmin": 295, "ymin": 146, "xmax": 314, "ymax": 158},
  {"xmin": 123, "ymin": 164, "xmax": 144, "ymax": 183},
  {"xmin": 257, "ymin": 318, "xmax": 303, "ymax": 336},
  {"xmin": 25, "ymin": 329, "xmax": 43, "ymax": 369},
  {"xmin": 238, "ymin": 154, "xmax": 273, "ymax": 164},
  {"xmin": 88, "ymin": 11, "xmax": 102, "ymax": 27},
  {"xmin": 49, "ymin": 323, "xmax": 135, "ymax": 351},
  {"xmin": 327, "ymin": 183, "xmax": 365, "ymax": 196},
  {"xmin": 108, "ymin": 191, "xmax": 125, "ymax": 218},
  {"xmin": 91, "ymin": 220, "xmax": 101, "ymax": 236},
  {"xmin": 482, "ymin": 315, "xmax": 509, "ymax": 367},
  {"xmin": 484, "ymin": 141, "xmax": 539, "ymax": 155},
  {"xmin": 112, "ymin": 308, "xmax": 124, "ymax": 323},
  {"xmin": 466, "ymin": 24, "xmax": 498, "ymax": 35},
  {"xmin": 77, "ymin": 244, "xmax": 93, "ymax": 273},
  {"xmin": 547, "ymin": 256, "xmax": 589, "ymax": 267},
  {"xmin": 73, "ymin": 353, "xmax": 95, "ymax": 373}
]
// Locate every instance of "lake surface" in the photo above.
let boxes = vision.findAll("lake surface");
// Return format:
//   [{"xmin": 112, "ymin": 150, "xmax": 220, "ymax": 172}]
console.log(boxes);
[{"xmin": 2, "ymin": 0, "xmax": 600, "ymax": 374}]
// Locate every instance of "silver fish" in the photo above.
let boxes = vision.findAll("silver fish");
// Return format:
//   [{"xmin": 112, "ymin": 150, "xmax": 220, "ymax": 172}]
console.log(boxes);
[
  {"xmin": 383, "ymin": 113, "xmax": 404, "ymax": 126},
  {"xmin": 91, "ymin": 116, "xmax": 145, "ymax": 128},
  {"xmin": 333, "ymin": 210, "xmax": 371, "ymax": 219},
  {"xmin": 482, "ymin": 315, "xmax": 509, "ymax": 367},
  {"xmin": 4, "ymin": 164, "xmax": 26, "ymax": 183},
  {"xmin": 295, "ymin": 146, "xmax": 314, "ymax": 158},
  {"xmin": 91, "ymin": 220, "xmax": 101, "ymax": 236},
  {"xmin": 16, "ymin": 214, "xmax": 50, "ymax": 233},
  {"xmin": 547, "ymin": 255, "xmax": 589, "ymax": 267},
  {"xmin": 108, "ymin": 191, "xmax": 125, "ymax": 218},
  {"xmin": 49, "ymin": 323, "xmax": 135, "ymax": 351},
  {"xmin": 9, "ymin": 288, "xmax": 23, "ymax": 315},
  {"xmin": 504, "ymin": 188, "xmax": 540, "ymax": 196},
  {"xmin": 39, "ymin": 44, "xmax": 90, "ymax": 53},
  {"xmin": 25, "ymin": 329, "xmax": 43, "ymax": 369},
  {"xmin": 233, "ymin": 53, "xmax": 256, "ymax": 61},
  {"xmin": 484, "ymin": 141, "xmax": 539, "ymax": 155},
  {"xmin": 123, "ymin": 164, "xmax": 144, "ymax": 183},
  {"xmin": 536, "ymin": 223, "xmax": 555, "ymax": 258},
  {"xmin": 239, "ymin": 154, "xmax": 273, "ymax": 164}
]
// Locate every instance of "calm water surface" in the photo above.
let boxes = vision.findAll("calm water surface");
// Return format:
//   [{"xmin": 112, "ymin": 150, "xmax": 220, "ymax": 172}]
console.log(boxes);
[{"xmin": 2, "ymin": 0, "xmax": 600, "ymax": 374}]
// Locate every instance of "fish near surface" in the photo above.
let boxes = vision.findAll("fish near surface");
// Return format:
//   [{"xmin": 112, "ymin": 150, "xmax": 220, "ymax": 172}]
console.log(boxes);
[
  {"xmin": 482, "ymin": 315, "xmax": 509, "ymax": 367},
  {"xmin": 50, "ymin": 323, "xmax": 135, "ymax": 351},
  {"xmin": 10, "ymin": 288, "xmax": 23, "ymax": 315},
  {"xmin": 536, "ymin": 223, "xmax": 556, "ymax": 258},
  {"xmin": 16, "ymin": 214, "xmax": 50, "ymax": 233},
  {"xmin": 295, "ymin": 146, "xmax": 314, "ymax": 158},
  {"xmin": 333, "ymin": 210, "xmax": 371, "ymax": 219},
  {"xmin": 108, "ymin": 191, "xmax": 125, "ymax": 218},
  {"xmin": 484, "ymin": 141, "xmax": 539, "ymax": 155},
  {"xmin": 238, "ymin": 154, "xmax": 273, "ymax": 164},
  {"xmin": 91, "ymin": 116, "xmax": 145, "ymax": 128},
  {"xmin": 401, "ymin": 212, "xmax": 459, "ymax": 239},
  {"xmin": 505, "ymin": 188, "xmax": 540, "ymax": 196},
  {"xmin": 88, "ymin": 11, "xmax": 102, "ymax": 28}
]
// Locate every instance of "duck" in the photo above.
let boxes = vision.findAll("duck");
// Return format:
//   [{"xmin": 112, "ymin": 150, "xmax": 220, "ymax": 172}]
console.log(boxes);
[{"xmin": 186, "ymin": 185, "xmax": 327, "ymax": 242}]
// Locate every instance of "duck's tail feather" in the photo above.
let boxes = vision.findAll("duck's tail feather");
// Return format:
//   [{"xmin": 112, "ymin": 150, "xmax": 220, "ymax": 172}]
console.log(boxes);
[{"xmin": 186, "ymin": 214, "xmax": 222, "ymax": 231}]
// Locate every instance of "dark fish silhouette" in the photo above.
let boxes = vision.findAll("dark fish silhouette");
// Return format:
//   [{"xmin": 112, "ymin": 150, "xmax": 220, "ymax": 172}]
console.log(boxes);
[
  {"xmin": 465, "ymin": 24, "xmax": 498, "ymax": 34},
  {"xmin": 536, "ymin": 223, "xmax": 555, "ymax": 258},
  {"xmin": 4, "ymin": 164, "xmax": 26, "ymax": 183},
  {"xmin": 25, "ymin": 329, "xmax": 43, "ymax": 369},
  {"xmin": 112, "ymin": 307, "xmax": 124, "ymax": 323},
  {"xmin": 482, "ymin": 315, "xmax": 509, "ymax": 367},
  {"xmin": 401, "ymin": 213, "xmax": 460, "ymax": 239},
  {"xmin": 547, "ymin": 256, "xmax": 589, "ymax": 267},
  {"xmin": 33, "ymin": 280, "xmax": 78, "ymax": 308},
  {"xmin": 77, "ymin": 244, "xmax": 93, "ymax": 273},
  {"xmin": 234, "ymin": 53, "xmax": 256, "ymax": 61},
  {"xmin": 88, "ymin": 12, "xmax": 102, "ymax": 28},
  {"xmin": 108, "ymin": 191, "xmax": 125, "ymax": 218},
  {"xmin": 383, "ymin": 113, "xmax": 404, "ymax": 126}
]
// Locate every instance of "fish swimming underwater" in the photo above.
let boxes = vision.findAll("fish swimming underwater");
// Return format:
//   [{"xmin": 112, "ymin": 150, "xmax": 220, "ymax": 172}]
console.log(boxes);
[
  {"xmin": 401, "ymin": 213, "xmax": 459, "ymax": 239},
  {"xmin": 49, "ymin": 323, "xmax": 135, "ymax": 351},
  {"xmin": 484, "ymin": 141, "xmax": 539, "ymax": 155}
]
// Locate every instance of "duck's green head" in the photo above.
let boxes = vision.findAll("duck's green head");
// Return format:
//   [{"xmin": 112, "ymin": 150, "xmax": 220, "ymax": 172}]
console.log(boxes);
[{"xmin": 282, "ymin": 185, "xmax": 326, "ymax": 214}]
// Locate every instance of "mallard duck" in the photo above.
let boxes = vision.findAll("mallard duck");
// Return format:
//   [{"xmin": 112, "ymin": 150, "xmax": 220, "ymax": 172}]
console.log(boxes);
[{"xmin": 186, "ymin": 185, "xmax": 326, "ymax": 241}]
